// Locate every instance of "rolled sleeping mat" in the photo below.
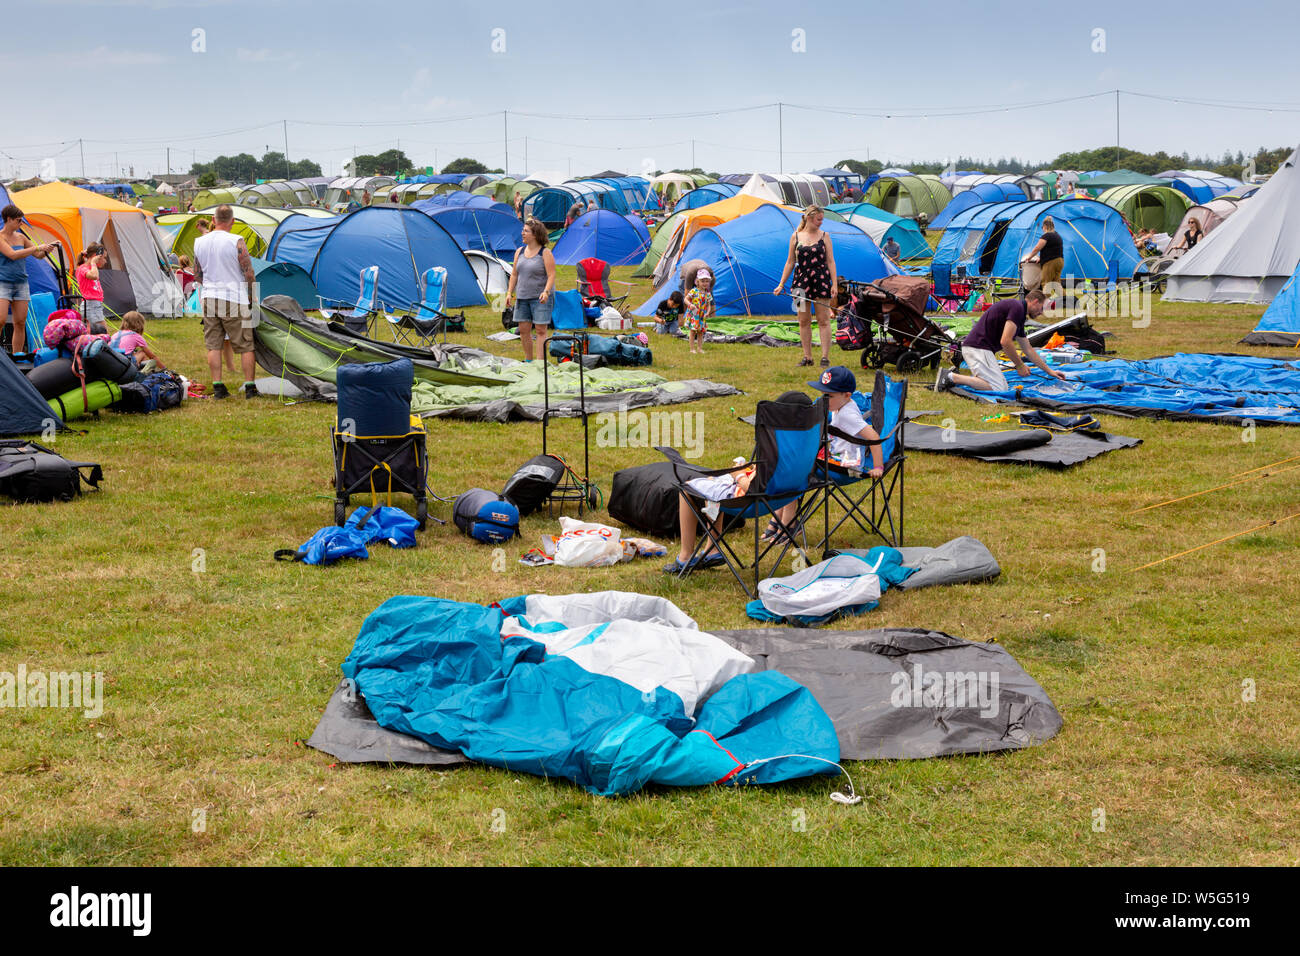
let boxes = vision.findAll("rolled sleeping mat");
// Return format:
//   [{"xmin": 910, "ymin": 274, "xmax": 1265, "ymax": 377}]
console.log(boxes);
[
  {"xmin": 336, "ymin": 357, "xmax": 413, "ymax": 437},
  {"xmin": 26, "ymin": 357, "xmax": 82, "ymax": 400},
  {"xmin": 48, "ymin": 380, "xmax": 123, "ymax": 422},
  {"xmin": 82, "ymin": 338, "xmax": 139, "ymax": 384}
]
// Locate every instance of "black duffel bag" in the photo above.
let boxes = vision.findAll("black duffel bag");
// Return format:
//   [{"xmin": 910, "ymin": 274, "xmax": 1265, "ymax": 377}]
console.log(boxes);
[{"xmin": 0, "ymin": 441, "xmax": 103, "ymax": 502}]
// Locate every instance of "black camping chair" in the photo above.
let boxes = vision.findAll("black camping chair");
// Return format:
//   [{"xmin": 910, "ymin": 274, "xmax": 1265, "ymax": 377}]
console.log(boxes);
[
  {"xmin": 801, "ymin": 370, "xmax": 907, "ymax": 555},
  {"xmin": 658, "ymin": 396, "xmax": 830, "ymax": 597}
]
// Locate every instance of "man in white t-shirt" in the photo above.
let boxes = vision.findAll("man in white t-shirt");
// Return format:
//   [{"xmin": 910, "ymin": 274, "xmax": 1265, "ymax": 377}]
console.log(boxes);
[
  {"xmin": 193, "ymin": 205, "xmax": 257, "ymax": 399},
  {"xmin": 807, "ymin": 366, "xmax": 884, "ymax": 477}
]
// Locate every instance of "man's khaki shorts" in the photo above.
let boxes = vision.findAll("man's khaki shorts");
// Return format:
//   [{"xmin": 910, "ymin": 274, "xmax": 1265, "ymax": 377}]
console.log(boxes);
[{"xmin": 202, "ymin": 298, "xmax": 255, "ymax": 353}]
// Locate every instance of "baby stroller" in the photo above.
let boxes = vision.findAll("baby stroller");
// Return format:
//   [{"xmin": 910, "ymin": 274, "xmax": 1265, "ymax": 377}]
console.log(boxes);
[{"xmin": 836, "ymin": 275, "xmax": 959, "ymax": 373}]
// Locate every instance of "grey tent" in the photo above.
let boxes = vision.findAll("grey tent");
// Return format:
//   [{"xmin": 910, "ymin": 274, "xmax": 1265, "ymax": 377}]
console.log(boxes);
[
  {"xmin": 1164, "ymin": 145, "xmax": 1300, "ymax": 304},
  {"xmin": 0, "ymin": 352, "xmax": 59, "ymax": 436}
]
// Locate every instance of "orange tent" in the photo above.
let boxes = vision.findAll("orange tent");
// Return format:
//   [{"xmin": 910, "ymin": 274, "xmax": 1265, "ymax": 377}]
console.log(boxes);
[{"xmin": 13, "ymin": 182, "xmax": 180, "ymax": 316}]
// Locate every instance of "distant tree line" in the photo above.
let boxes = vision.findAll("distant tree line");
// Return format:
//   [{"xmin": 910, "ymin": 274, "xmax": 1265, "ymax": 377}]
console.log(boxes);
[
  {"xmin": 834, "ymin": 146, "xmax": 1291, "ymax": 179},
  {"xmin": 190, "ymin": 151, "xmax": 322, "ymax": 184}
]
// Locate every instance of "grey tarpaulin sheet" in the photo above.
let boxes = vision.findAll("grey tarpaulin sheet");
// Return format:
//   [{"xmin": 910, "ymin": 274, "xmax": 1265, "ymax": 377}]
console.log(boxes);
[
  {"xmin": 309, "ymin": 678, "xmax": 470, "ymax": 767},
  {"xmin": 904, "ymin": 422, "xmax": 1141, "ymax": 468},
  {"xmin": 711, "ymin": 627, "xmax": 1062, "ymax": 759}
]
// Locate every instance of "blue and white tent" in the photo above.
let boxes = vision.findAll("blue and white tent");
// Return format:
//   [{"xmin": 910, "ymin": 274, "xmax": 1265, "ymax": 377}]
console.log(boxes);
[
  {"xmin": 269, "ymin": 206, "xmax": 485, "ymax": 310},
  {"xmin": 551, "ymin": 209, "xmax": 651, "ymax": 266},
  {"xmin": 635, "ymin": 203, "xmax": 899, "ymax": 317},
  {"xmin": 931, "ymin": 198, "xmax": 1138, "ymax": 282},
  {"xmin": 827, "ymin": 202, "xmax": 933, "ymax": 260}
]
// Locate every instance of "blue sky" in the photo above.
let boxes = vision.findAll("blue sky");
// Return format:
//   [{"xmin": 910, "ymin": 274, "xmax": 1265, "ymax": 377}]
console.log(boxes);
[{"xmin": 5, "ymin": 0, "xmax": 1299, "ymax": 179}]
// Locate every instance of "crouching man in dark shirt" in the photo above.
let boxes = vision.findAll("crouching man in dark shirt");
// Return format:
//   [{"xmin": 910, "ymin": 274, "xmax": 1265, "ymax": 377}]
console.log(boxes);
[{"xmin": 935, "ymin": 290, "xmax": 1066, "ymax": 392}]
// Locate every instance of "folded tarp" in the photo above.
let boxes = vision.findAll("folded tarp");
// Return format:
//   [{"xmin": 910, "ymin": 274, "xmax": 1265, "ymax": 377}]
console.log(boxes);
[
  {"xmin": 317, "ymin": 592, "xmax": 840, "ymax": 796},
  {"xmin": 309, "ymin": 584, "xmax": 1062, "ymax": 767},
  {"xmin": 903, "ymin": 422, "xmax": 1141, "ymax": 467},
  {"xmin": 948, "ymin": 353, "xmax": 1300, "ymax": 425}
]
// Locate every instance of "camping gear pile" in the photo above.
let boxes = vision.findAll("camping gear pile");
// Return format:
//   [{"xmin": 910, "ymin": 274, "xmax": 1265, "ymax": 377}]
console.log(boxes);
[{"xmin": 24, "ymin": 311, "xmax": 185, "ymax": 421}]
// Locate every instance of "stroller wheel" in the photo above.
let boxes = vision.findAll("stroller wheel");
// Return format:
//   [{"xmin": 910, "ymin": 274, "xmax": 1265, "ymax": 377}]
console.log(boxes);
[
  {"xmin": 895, "ymin": 350, "xmax": 922, "ymax": 374},
  {"xmin": 334, "ymin": 500, "xmax": 347, "ymax": 527},
  {"xmin": 929, "ymin": 353, "xmax": 941, "ymax": 370},
  {"xmin": 862, "ymin": 345, "xmax": 885, "ymax": 369},
  {"xmin": 416, "ymin": 498, "xmax": 428, "ymax": 531}
]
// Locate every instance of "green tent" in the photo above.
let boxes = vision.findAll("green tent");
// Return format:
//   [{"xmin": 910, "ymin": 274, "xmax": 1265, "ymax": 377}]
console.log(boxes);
[
  {"xmin": 160, "ymin": 213, "xmax": 267, "ymax": 259},
  {"xmin": 865, "ymin": 174, "xmax": 951, "ymax": 220},
  {"xmin": 192, "ymin": 187, "xmax": 242, "ymax": 208},
  {"xmin": 634, "ymin": 209, "xmax": 689, "ymax": 277},
  {"xmin": 1099, "ymin": 184, "xmax": 1191, "ymax": 234}
]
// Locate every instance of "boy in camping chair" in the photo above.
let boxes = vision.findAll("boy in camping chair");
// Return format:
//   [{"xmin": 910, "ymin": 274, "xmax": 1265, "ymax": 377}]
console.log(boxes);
[
  {"xmin": 662, "ymin": 390, "xmax": 812, "ymax": 575},
  {"xmin": 809, "ymin": 366, "xmax": 885, "ymax": 479}
]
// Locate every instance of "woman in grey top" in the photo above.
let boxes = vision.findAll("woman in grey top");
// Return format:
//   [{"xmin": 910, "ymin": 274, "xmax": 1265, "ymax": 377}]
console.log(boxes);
[{"xmin": 505, "ymin": 218, "xmax": 556, "ymax": 362}]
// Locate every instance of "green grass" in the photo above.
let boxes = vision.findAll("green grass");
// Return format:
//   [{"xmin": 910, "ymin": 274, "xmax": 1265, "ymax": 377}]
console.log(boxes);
[{"xmin": 2, "ymin": 267, "xmax": 1298, "ymax": 866}]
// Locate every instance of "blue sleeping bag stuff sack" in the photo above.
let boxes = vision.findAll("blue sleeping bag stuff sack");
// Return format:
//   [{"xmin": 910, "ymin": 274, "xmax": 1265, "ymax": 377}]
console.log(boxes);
[
  {"xmin": 336, "ymin": 358, "xmax": 413, "ymax": 436},
  {"xmin": 345, "ymin": 506, "xmax": 418, "ymax": 549},
  {"xmin": 453, "ymin": 489, "xmax": 519, "ymax": 543}
]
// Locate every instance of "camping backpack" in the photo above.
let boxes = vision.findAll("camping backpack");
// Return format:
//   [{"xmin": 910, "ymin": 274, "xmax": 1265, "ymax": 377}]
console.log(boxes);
[
  {"xmin": 0, "ymin": 440, "xmax": 103, "ymax": 503},
  {"xmin": 453, "ymin": 489, "xmax": 520, "ymax": 543},
  {"xmin": 835, "ymin": 300, "xmax": 870, "ymax": 351},
  {"xmin": 115, "ymin": 371, "xmax": 186, "ymax": 414},
  {"xmin": 502, "ymin": 454, "xmax": 564, "ymax": 516}
]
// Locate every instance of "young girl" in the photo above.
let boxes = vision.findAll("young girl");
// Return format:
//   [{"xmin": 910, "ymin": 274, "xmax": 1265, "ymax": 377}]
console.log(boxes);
[
  {"xmin": 110, "ymin": 311, "xmax": 165, "ymax": 376},
  {"xmin": 654, "ymin": 290, "xmax": 684, "ymax": 335},
  {"xmin": 75, "ymin": 243, "xmax": 108, "ymax": 333},
  {"xmin": 684, "ymin": 269, "xmax": 714, "ymax": 354}
]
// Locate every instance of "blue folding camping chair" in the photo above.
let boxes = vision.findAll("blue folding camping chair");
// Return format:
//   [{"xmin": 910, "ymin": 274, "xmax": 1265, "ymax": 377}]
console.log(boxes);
[
  {"xmin": 320, "ymin": 265, "xmax": 380, "ymax": 336},
  {"xmin": 659, "ymin": 395, "xmax": 831, "ymax": 597},
  {"xmin": 801, "ymin": 370, "xmax": 907, "ymax": 555},
  {"xmin": 389, "ymin": 266, "xmax": 462, "ymax": 346}
]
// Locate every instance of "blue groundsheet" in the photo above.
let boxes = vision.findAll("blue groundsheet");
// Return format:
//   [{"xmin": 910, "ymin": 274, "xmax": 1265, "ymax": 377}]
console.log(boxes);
[{"xmin": 953, "ymin": 353, "xmax": 1300, "ymax": 425}]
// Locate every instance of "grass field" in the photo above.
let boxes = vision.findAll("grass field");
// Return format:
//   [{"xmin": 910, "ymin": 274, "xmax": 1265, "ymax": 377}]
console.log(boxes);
[{"xmin": 2, "ymin": 264, "xmax": 1298, "ymax": 866}]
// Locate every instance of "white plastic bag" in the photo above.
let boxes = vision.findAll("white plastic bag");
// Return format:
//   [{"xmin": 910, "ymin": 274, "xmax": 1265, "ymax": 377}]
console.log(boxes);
[{"xmin": 553, "ymin": 517, "xmax": 625, "ymax": 567}]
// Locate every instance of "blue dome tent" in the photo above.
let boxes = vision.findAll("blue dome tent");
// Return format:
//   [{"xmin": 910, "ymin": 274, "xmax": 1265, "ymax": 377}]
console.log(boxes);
[
  {"xmin": 418, "ymin": 206, "xmax": 523, "ymax": 259},
  {"xmin": 524, "ymin": 181, "xmax": 630, "ymax": 227},
  {"xmin": 931, "ymin": 199, "xmax": 1138, "ymax": 282},
  {"xmin": 412, "ymin": 192, "xmax": 512, "ymax": 213},
  {"xmin": 269, "ymin": 206, "xmax": 485, "ymax": 310},
  {"xmin": 930, "ymin": 183, "xmax": 1026, "ymax": 230},
  {"xmin": 1242, "ymin": 261, "xmax": 1300, "ymax": 346},
  {"xmin": 635, "ymin": 204, "xmax": 899, "ymax": 317},
  {"xmin": 551, "ymin": 210, "xmax": 651, "ymax": 266},
  {"xmin": 674, "ymin": 183, "xmax": 741, "ymax": 211}
]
